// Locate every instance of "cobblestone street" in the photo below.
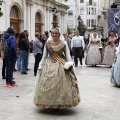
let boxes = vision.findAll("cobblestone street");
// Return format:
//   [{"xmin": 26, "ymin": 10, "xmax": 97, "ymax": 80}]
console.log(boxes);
[{"xmin": 0, "ymin": 54, "xmax": 120, "ymax": 120}]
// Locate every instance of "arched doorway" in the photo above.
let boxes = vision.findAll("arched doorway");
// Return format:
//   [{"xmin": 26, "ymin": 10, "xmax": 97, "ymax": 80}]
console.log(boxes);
[
  {"xmin": 35, "ymin": 12, "xmax": 42, "ymax": 33},
  {"xmin": 10, "ymin": 5, "xmax": 20, "ymax": 32}
]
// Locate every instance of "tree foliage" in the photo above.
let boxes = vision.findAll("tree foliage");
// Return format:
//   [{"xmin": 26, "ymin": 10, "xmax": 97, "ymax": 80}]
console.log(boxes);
[
  {"xmin": 0, "ymin": 11, "xmax": 3, "ymax": 17},
  {"xmin": 77, "ymin": 23, "xmax": 86, "ymax": 36}
]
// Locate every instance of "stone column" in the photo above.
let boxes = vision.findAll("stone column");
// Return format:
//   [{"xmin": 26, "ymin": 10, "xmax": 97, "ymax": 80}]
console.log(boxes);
[{"xmin": 26, "ymin": 0, "xmax": 34, "ymax": 40}]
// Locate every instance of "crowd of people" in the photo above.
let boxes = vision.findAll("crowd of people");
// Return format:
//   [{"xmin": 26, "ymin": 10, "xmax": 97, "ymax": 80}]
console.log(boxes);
[
  {"xmin": 0, "ymin": 26, "xmax": 120, "ymax": 110},
  {"xmin": 0, "ymin": 27, "xmax": 48, "ymax": 87}
]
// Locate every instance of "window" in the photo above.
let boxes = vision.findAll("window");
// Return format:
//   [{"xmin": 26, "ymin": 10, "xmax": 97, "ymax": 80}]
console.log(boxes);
[
  {"xmin": 91, "ymin": 19, "xmax": 94, "ymax": 27},
  {"xmin": 68, "ymin": 10, "xmax": 73, "ymax": 15},
  {"xmin": 67, "ymin": 20, "xmax": 73, "ymax": 27},
  {"xmin": 95, "ymin": 8, "xmax": 96, "ymax": 15},
  {"xmin": 91, "ymin": 19, "xmax": 96, "ymax": 27},
  {"xmin": 87, "ymin": 19, "xmax": 89, "ymax": 27},
  {"xmin": 87, "ymin": 19, "xmax": 90, "ymax": 27},
  {"xmin": 89, "ymin": 7, "xmax": 90, "ymax": 15},
  {"xmin": 35, "ymin": 12, "xmax": 42, "ymax": 33},
  {"xmin": 35, "ymin": 12, "xmax": 41, "ymax": 22},
  {"xmin": 89, "ymin": 19, "xmax": 90, "ymax": 27},
  {"xmin": 80, "ymin": 8, "xmax": 84, "ymax": 15},
  {"xmin": 89, "ymin": 0, "xmax": 92, "ymax": 5},
  {"xmin": 10, "ymin": 6, "xmax": 19, "ymax": 18},
  {"xmin": 80, "ymin": 0, "xmax": 84, "ymax": 3},
  {"xmin": 87, "ymin": 8, "xmax": 89, "ymax": 15},
  {"xmin": 91, "ymin": 8, "xmax": 94, "ymax": 15}
]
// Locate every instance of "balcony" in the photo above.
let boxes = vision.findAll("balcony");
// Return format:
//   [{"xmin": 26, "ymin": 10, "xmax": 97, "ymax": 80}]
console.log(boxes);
[
  {"xmin": 115, "ymin": 0, "xmax": 120, "ymax": 4},
  {"xmin": 86, "ymin": 2, "xmax": 97, "ymax": 6}
]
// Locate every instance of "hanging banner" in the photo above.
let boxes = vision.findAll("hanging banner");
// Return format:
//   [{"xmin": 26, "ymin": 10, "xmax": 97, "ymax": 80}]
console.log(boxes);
[{"xmin": 108, "ymin": 8, "xmax": 119, "ymax": 34}]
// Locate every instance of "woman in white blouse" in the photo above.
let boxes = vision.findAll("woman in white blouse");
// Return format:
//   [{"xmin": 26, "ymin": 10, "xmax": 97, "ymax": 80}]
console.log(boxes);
[{"xmin": 33, "ymin": 28, "xmax": 80, "ymax": 110}]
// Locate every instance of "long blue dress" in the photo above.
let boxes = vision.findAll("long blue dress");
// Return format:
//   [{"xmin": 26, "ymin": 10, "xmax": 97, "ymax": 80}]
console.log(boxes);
[{"xmin": 111, "ymin": 46, "xmax": 120, "ymax": 86}]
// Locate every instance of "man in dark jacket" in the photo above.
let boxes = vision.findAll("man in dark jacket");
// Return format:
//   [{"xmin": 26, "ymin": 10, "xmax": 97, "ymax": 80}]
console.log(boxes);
[
  {"xmin": 24, "ymin": 30, "xmax": 30, "ymax": 70},
  {"xmin": 3, "ymin": 27, "xmax": 17, "ymax": 87}
]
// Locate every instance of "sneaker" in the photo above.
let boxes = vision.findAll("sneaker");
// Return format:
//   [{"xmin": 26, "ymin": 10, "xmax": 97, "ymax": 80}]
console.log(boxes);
[
  {"xmin": 2, "ymin": 76, "xmax": 6, "ymax": 79},
  {"xmin": 6, "ymin": 84, "xmax": 12, "ymax": 88},
  {"xmin": 21, "ymin": 72, "xmax": 28, "ymax": 74},
  {"xmin": 5, "ymin": 83, "xmax": 8, "ymax": 87},
  {"xmin": 27, "ymin": 68, "xmax": 31, "ymax": 71},
  {"xmin": 34, "ymin": 73, "xmax": 36, "ymax": 76},
  {"xmin": 13, "ymin": 69, "xmax": 17, "ymax": 72},
  {"xmin": 12, "ymin": 83, "xmax": 18, "ymax": 87}
]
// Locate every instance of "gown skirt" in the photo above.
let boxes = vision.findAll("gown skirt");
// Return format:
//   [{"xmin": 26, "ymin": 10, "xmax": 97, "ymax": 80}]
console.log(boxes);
[
  {"xmin": 85, "ymin": 45, "xmax": 101, "ymax": 65},
  {"xmin": 102, "ymin": 45, "xmax": 115, "ymax": 66},
  {"xmin": 111, "ymin": 54, "xmax": 120, "ymax": 86},
  {"xmin": 34, "ymin": 57, "xmax": 80, "ymax": 109}
]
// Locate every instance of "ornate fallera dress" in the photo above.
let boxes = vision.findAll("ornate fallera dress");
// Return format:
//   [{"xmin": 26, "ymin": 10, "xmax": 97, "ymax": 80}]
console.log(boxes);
[
  {"xmin": 111, "ymin": 45, "xmax": 120, "ymax": 86},
  {"xmin": 85, "ymin": 37, "xmax": 101, "ymax": 65},
  {"xmin": 102, "ymin": 37, "xmax": 117, "ymax": 66},
  {"xmin": 34, "ymin": 41, "xmax": 80, "ymax": 109}
]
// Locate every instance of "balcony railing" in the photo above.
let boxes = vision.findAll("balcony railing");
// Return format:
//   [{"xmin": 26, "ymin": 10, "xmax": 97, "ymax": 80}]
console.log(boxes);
[{"xmin": 86, "ymin": 2, "xmax": 97, "ymax": 6}]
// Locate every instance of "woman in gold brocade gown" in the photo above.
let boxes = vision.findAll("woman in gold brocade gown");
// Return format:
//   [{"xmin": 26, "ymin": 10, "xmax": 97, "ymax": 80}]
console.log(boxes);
[{"xmin": 34, "ymin": 28, "xmax": 80, "ymax": 109}]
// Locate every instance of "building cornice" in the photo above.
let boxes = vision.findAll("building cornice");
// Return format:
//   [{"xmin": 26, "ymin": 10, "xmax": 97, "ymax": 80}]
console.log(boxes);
[
  {"xmin": 26, "ymin": 0, "xmax": 69, "ymax": 9},
  {"xmin": 48, "ymin": 0, "xmax": 69, "ymax": 9},
  {"xmin": 115, "ymin": 0, "xmax": 120, "ymax": 5}
]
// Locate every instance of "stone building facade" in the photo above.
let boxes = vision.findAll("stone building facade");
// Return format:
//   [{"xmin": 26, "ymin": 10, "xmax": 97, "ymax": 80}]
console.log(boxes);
[{"xmin": 0, "ymin": 0, "xmax": 69, "ymax": 40}]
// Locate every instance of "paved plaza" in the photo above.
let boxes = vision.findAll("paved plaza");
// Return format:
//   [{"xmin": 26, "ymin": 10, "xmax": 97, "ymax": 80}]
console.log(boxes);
[{"xmin": 0, "ymin": 54, "xmax": 120, "ymax": 120}]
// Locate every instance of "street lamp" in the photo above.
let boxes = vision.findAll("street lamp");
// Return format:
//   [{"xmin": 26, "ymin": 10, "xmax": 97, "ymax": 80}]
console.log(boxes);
[
  {"xmin": 52, "ymin": 6, "xmax": 58, "ymax": 28},
  {"xmin": 0, "ymin": 0, "xmax": 3, "ymax": 5},
  {"xmin": 52, "ymin": 6, "xmax": 58, "ymax": 15}
]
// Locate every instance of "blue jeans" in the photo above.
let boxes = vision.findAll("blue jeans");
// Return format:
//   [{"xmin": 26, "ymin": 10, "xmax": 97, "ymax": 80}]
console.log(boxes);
[
  {"xmin": 20, "ymin": 51, "xmax": 28, "ymax": 73},
  {"xmin": 27, "ymin": 51, "xmax": 29, "ymax": 69},
  {"xmin": 5, "ymin": 56, "xmax": 16, "ymax": 84},
  {"xmin": 17, "ymin": 55, "xmax": 21, "ymax": 71}
]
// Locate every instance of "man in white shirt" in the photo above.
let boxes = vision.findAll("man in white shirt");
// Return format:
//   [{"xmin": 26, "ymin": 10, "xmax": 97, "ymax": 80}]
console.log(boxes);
[{"xmin": 71, "ymin": 31, "xmax": 85, "ymax": 67}]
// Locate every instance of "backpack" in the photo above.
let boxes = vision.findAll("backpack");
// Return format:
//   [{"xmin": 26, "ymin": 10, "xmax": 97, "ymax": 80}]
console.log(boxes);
[{"xmin": 1, "ymin": 37, "xmax": 10, "ymax": 53}]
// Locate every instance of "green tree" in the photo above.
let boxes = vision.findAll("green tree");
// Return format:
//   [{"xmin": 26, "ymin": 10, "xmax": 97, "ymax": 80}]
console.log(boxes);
[
  {"xmin": 0, "ymin": 11, "xmax": 3, "ymax": 17},
  {"xmin": 77, "ymin": 22, "xmax": 86, "ymax": 36},
  {"xmin": 67, "ymin": 27, "xmax": 71, "ymax": 35}
]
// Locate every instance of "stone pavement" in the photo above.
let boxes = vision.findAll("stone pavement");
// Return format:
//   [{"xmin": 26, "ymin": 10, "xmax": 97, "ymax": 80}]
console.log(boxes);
[{"xmin": 0, "ymin": 54, "xmax": 120, "ymax": 120}]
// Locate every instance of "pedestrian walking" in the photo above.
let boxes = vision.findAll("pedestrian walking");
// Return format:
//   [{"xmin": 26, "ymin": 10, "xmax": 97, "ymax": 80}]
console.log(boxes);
[
  {"xmin": 71, "ymin": 31, "xmax": 85, "ymax": 67},
  {"xmin": 33, "ymin": 32, "xmax": 43, "ymax": 76},
  {"xmin": 85, "ymin": 32, "xmax": 101, "ymax": 66},
  {"xmin": 34, "ymin": 28, "xmax": 80, "ymax": 109}
]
